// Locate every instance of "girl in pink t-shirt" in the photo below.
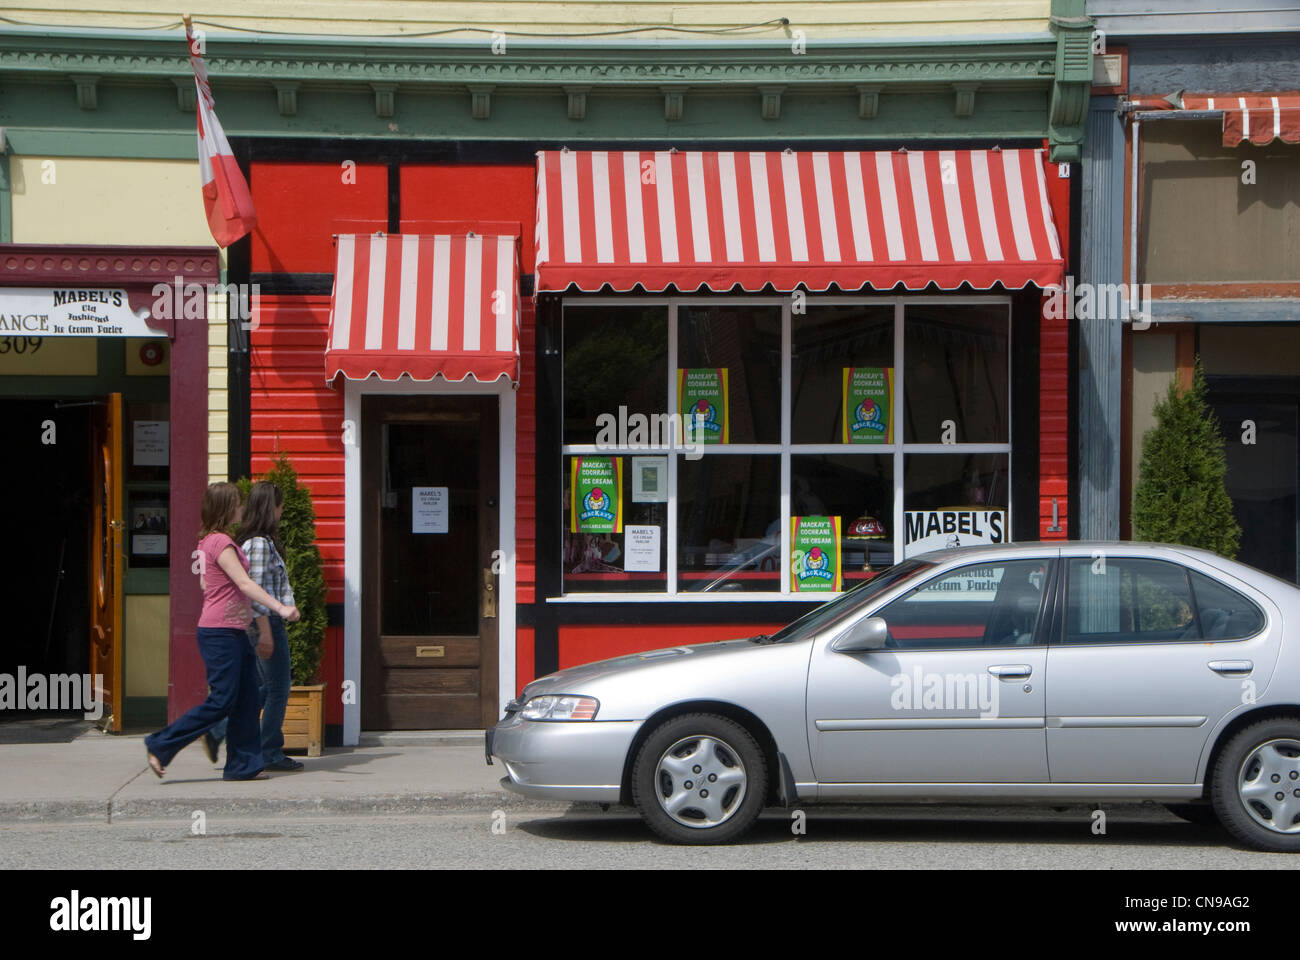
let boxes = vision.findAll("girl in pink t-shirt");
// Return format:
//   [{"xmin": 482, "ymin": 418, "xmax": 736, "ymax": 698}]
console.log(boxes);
[{"xmin": 145, "ymin": 482, "xmax": 299, "ymax": 781}]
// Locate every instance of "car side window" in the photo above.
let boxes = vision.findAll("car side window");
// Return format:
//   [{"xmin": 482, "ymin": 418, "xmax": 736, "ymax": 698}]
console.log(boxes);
[
  {"xmin": 1065, "ymin": 558, "xmax": 1200, "ymax": 644},
  {"xmin": 873, "ymin": 560, "xmax": 1049, "ymax": 650},
  {"xmin": 1188, "ymin": 570, "xmax": 1266, "ymax": 640}
]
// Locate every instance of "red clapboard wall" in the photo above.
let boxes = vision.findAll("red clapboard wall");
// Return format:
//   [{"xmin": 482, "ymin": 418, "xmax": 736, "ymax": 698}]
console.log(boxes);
[
  {"xmin": 1039, "ymin": 150, "xmax": 1071, "ymax": 539},
  {"xmin": 249, "ymin": 294, "xmax": 345, "ymax": 726}
]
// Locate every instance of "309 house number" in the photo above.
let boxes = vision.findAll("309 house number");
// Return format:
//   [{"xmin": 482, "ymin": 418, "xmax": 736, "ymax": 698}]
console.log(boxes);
[{"xmin": 0, "ymin": 337, "xmax": 44, "ymax": 354}]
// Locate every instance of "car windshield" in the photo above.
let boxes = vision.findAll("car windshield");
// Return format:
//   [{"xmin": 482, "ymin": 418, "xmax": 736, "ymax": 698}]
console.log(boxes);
[{"xmin": 762, "ymin": 558, "xmax": 937, "ymax": 643}]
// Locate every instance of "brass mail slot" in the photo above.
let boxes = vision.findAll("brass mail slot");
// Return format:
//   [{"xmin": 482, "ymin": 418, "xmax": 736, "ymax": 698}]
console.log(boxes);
[{"xmin": 416, "ymin": 645, "xmax": 446, "ymax": 658}]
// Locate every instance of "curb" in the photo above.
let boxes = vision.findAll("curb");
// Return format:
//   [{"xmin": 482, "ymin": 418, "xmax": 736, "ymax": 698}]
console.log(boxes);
[{"xmin": 0, "ymin": 792, "xmax": 580, "ymax": 824}]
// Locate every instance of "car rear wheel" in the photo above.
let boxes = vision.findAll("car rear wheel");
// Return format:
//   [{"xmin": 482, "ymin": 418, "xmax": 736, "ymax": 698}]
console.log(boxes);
[
  {"xmin": 1211, "ymin": 719, "xmax": 1300, "ymax": 852},
  {"xmin": 631, "ymin": 713, "xmax": 767, "ymax": 845}
]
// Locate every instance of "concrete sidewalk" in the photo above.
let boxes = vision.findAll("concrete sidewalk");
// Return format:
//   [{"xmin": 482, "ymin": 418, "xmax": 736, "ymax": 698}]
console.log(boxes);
[{"xmin": 0, "ymin": 725, "xmax": 568, "ymax": 823}]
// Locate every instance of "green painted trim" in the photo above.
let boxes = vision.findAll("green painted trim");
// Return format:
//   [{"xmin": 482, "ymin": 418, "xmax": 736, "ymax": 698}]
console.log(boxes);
[
  {"xmin": 0, "ymin": 154, "xmax": 10, "ymax": 242},
  {"xmin": 5, "ymin": 129, "xmax": 195, "ymax": 160},
  {"xmin": 121, "ymin": 696, "xmax": 167, "ymax": 729},
  {"xmin": 124, "ymin": 568, "xmax": 169, "ymax": 594}
]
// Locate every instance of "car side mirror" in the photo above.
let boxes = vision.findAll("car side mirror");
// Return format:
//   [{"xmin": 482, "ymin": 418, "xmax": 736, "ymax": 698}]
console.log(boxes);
[{"xmin": 832, "ymin": 616, "xmax": 889, "ymax": 653}]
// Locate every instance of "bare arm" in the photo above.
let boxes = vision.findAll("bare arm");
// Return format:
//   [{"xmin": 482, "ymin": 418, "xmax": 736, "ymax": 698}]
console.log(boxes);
[{"xmin": 216, "ymin": 546, "xmax": 299, "ymax": 620}]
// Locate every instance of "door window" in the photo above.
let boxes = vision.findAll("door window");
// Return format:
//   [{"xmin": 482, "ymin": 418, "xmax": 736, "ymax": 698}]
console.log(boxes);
[
  {"xmin": 1065, "ymin": 558, "xmax": 1203, "ymax": 644},
  {"xmin": 873, "ymin": 559, "xmax": 1049, "ymax": 649}
]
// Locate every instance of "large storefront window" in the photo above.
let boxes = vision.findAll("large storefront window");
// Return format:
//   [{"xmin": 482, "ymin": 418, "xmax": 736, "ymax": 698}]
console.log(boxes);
[{"xmin": 561, "ymin": 297, "xmax": 1012, "ymax": 597}]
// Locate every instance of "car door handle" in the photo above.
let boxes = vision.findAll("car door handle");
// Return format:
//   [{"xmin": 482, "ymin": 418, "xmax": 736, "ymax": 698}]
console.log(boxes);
[
  {"xmin": 988, "ymin": 664, "xmax": 1032, "ymax": 679},
  {"xmin": 1208, "ymin": 660, "xmax": 1253, "ymax": 676}
]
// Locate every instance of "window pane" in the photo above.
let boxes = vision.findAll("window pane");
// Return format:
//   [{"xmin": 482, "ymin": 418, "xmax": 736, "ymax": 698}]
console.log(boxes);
[
  {"xmin": 903, "ymin": 454, "xmax": 1009, "ymax": 556},
  {"xmin": 792, "ymin": 454, "xmax": 894, "ymax": 585},
  {"xmin": 904, "ymin": 304, "xmax": 1008, "ymax": 443},
  {"xmin": 791, "ymin": 305, "xmax": 894, "ymax": 444},
  {"xmin": 677, "ymin": 304, "xmax": 781, "ymax": 444},
  {"xmin": 1066, "ymin": 559, "xmax": 1196, "ymax": 643},
  {"xmin": 678, "ymin": 455, "xmax": 780, "ymax": 592},
  {"xmin": 564, "ymin": 304, "xmax": 667, "ymax": 446},
  {"xmin": 874, "ymin": 559, "xmax": 1049, "ymax": 649},
  {"xmin": 563, "ymin": 455, "xmax": 667, "ymax": 594},
  {"xmin": 1188, "ymin": 570, "xmax": 1266, "ymax": 640}
]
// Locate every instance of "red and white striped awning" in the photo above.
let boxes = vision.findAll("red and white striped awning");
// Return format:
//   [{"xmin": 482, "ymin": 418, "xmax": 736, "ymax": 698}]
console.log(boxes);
[
  {"xmin": 534, "ymin": 148, "xmax": 1063, "ymax": 293},
  {"xmin": 1132, "ymin": 92, "xmax": 1300, "ymax": 146},
  {"xmin": 325, "ymin": 233, "xmax": 520, "ymax": 383}
]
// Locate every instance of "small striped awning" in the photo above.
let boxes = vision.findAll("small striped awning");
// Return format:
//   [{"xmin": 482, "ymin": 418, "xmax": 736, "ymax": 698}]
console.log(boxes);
[
  {"xmin": 1132, "ymin": 92, "xmax": 1300, "ymax": 146},
  {"xmin": 533, "ymin": 148, "xmax": 1063, "ymax": 293},
  {"xmin": 325, "ymin": 233, "xmax": 520, "ymax": 384}
]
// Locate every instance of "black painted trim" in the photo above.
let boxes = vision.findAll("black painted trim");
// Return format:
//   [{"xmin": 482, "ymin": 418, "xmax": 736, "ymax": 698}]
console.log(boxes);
[
  {"xmin": 326, "ymin": 602, "xmax": 344, "ymax": 628},
  {"xmin": 1011, "ymin": 288, "xmax": 1041, "ymax": 544},
  {"xmin": 251, "ymin": 273, "xmax": 334, "ymax": 296},
  {"xmin": 387, "ymin": 161, "xmax": 401, "ymax": 234},
  {"xmin": 241, "ymin": 137, "xmax": 1048, "ymax": 166},
  {"xmin": 227, "ymin": 138, "xmax": 254, "ymax": 483},
  {"xmin": 1066, "ymin": 164, "xmax": 1082, "ymax": 541},
  {"xmin": 534, "ymin": 295, "xmax": 564, "ymax": 678}
]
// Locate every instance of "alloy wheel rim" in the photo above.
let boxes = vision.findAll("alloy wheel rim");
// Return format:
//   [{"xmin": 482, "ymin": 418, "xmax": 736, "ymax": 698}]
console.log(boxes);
[
  {"xmin": 1238, "ymin": 738, "xmax": 1300, "ymax": 835},
  {"xmin": 655, "ymin": 734, "xmax": 747, "ymax": 829}
]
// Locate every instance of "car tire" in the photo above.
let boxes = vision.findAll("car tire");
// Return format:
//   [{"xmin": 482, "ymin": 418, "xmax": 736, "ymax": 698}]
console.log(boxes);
[
  {"xmin": 1164, "ymin": 803, "xmax": 1222, "ymax": 829},
  {"xmin": 1210, "ymin": 718, "xmax": 1300, "ymax": 853},
  {"xmin": 631, "ymin": 713, "xmax": 767, "ymax": 845}
]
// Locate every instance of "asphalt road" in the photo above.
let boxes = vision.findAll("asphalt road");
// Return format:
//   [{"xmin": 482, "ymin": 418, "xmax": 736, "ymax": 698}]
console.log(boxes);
[{"xmin": 3, "ymin": 805, "xmax": 1296, "ymax": 869}]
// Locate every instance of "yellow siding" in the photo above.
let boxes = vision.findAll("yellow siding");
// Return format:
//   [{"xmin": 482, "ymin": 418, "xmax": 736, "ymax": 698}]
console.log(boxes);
[
  {"xmin": 3, "ymin": 1, "xmax": 1050, "ymax": 39},
  {"xmin": 124, "ymin": 595, "xmax": 169, "ymax": 697},
  {"xmin": 208, "ymin": 291, "xmax": 229, "ymax": 482}
]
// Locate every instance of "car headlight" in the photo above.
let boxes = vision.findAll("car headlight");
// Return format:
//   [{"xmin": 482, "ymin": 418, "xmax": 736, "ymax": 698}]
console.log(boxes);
[{"xmin": 520, "ymin": 695, "xmax": 599, "ymax": 721}]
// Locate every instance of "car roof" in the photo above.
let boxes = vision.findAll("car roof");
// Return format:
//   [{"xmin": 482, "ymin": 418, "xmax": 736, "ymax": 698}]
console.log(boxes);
[{"xmin": 911, "ymin": 541, "xmax": 1300, "ymax": 593}]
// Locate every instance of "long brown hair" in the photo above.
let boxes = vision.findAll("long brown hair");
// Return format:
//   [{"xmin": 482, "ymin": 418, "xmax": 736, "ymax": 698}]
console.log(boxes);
[
  {"xmin": 199, "ymin": 482, "xmax": 242, "ymax": 540},
  {"xmin": 237, "ymin": 481, "xmax": 284, "ymax": 557}
]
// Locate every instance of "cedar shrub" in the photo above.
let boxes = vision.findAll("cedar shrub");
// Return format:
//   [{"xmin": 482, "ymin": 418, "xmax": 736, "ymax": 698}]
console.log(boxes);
[
  {"xmin": 237, "ymin": 454, "xmax": 327, "ymax": 686},
  {"xmin": 1132, "ymin": 359, "xmax": 1240, "ymax": 559}
]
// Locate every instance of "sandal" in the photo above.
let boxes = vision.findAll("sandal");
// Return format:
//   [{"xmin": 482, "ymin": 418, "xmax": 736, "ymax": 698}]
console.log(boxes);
[{"xmin": 146, "ymin": 748, "xmax": 165, "ymax": 778}]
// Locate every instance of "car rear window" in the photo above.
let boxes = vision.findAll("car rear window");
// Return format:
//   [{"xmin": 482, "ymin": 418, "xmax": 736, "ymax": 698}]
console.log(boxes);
[{"xmin": 1188, "ymin": 570, "xmax": 1266, "ymax": 640}]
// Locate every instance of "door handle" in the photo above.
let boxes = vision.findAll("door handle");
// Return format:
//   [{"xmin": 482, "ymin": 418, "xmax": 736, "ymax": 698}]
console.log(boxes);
[
  {"xmin": 482, "ymin": 567, "xmax": 497, "ymax": 619},
  {"xmin": 1208, "ymin": 660, "xmax": 1253, "ymax": 676},
  {"xmin": 988, "ymin": 664, "xmax": 1032, "ymax": 679}
]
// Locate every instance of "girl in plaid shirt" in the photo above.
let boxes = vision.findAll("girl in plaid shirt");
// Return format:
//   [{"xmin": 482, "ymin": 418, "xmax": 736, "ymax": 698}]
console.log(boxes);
[{"xmin": 204, "ymin": 481, "xmax": 304, "ymax": 771}]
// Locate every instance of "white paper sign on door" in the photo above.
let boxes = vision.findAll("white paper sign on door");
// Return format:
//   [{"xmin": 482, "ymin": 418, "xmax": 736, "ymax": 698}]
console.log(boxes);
[
  {"xmin": 133, "ymin": 420, "xmax": 169, "ymax": 466},
  {"xmin": 412, "ymin": 486, "xmax": 449, "ymax": 534},
  {"xmin": 624, "ymin": 525, "xmax": 661, "ymax": 572}
]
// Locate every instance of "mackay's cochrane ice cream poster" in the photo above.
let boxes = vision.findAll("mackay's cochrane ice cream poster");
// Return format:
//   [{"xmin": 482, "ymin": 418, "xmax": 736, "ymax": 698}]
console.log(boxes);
[
  {"xmin": 842, "ymin": 367, "xmax": 893, "ymax": 444},
  {"xmin": 570, "ymin": 456, "xmax": 623, "ymax": 534},
  {"xmin": 677, "ymin": 367, "xmax": 729, "ymax": 444},
  {"xmin": 791, "ymin": 515, "xmax": 842, "ymax": 593}
]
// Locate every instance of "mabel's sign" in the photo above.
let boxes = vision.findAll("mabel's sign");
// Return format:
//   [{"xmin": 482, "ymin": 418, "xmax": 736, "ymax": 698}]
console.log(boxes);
[
  {"xmin": 0, "ymin": 288, "xmax": 156, "ymax": 337},
  {"xmin": 904, "ymin": 508, "xmax": 1007, "ymax": 558}
]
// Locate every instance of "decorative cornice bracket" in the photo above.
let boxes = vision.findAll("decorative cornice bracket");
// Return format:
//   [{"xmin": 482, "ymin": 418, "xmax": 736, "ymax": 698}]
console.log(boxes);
[
  {"xmin": 856, "ymin": 83, "xmax": 883, "ymax": 120},
  {"xmin": 274, "ymin": 80, "xmax": 300, "ymax": 117},
  {"xmin": 758, "ymin": 85, "xmax": 784, "ymax": 121},
  {"xmin": 564, "ymin": 85, "xmax": 590, "ymax": 120},
  {"xmin": 469, "ymin": 83, "xmax": 493, "ymax": 120},
  {"xmin": 370, "ymin": 82, "xmax": 395, "ymax": 118},
  {"xmin": 70, "ymin": 73, "xmax": 98, "ymax": 110}
]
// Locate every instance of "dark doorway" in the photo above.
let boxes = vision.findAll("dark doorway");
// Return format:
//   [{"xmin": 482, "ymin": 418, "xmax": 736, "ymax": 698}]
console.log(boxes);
[
  {"xmin": 0, "ymin": 399, "xmax": 93, "ymax": 706},
  {"xmin": 1208, "ymin": 378, "xmax": 1300, "ymax": 583}
]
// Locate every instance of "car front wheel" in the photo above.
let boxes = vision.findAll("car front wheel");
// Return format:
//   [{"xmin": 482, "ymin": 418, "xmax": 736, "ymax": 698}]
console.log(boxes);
[
  {"xmin": 1211, "ymin": 719, "xmax": 1300, "ymax": 852},
  {"xmin": 631, "ymin": 713, "xmax": 767, "ymax": 844}
]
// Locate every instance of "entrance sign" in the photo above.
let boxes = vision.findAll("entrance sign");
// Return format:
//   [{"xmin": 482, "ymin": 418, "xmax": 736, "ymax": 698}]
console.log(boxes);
[
  {"xmin": 677, "ymin": 368, "xmax": 729, "ymax": 444},
  {"xmin": 624, "ymin": 525, "xmax": 661, "ymax": 572},
  {"xmin": 842, "ymin": 367, "xmax": 893, "ymax": 443},
  {"xmin": 791, "ymin": 515, "xmax": 842, "ymax": 592},
  {"xmin": 0, "ymin": 288, "xmax": 156, "ymax": 337},
  {"xmin": 132, "ymin": 421, "xmax": 169, "ymax": 467},
  {"xmin": 904, "ymin": 508, "xmax": 1007, "ymax": 558},
  {"xmin": 412, "ymin": 486, "xmax": 449, "ymax": 534},
  {"xmin": 570, "ymin": 456, "xmax": 623, "ymax": 533}
]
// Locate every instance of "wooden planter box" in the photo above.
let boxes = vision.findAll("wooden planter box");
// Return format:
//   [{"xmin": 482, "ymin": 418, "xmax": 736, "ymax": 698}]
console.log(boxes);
[{"xmin": 281, "ymin": 683, "xmax": 325, "ymax": 757}]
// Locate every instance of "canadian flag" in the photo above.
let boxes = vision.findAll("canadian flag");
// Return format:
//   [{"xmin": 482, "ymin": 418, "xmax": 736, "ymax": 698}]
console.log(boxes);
[{"xmin": 187, "ymin": 23, "xmax": 256, "ymax": 247}]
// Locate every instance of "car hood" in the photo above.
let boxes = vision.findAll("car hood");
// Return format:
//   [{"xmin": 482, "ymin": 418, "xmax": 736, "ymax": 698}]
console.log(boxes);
[{"xmin": 519, "ymin": 637, "xmax": 761, "ymax": 699}]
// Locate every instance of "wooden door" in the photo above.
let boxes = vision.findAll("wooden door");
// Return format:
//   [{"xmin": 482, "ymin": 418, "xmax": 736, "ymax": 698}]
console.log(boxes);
[
  {"xmin": 361, "ymin": 396, "xmax": 500, "ymax": 729},
  {"xmin": 90, "ymin": 393, "xmax": 123, "ymax": 732}
]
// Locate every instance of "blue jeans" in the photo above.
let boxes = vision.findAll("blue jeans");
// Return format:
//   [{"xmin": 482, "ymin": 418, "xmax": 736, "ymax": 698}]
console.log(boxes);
[
  {"xmin": 209, "ymin": 616, "xmax": 292, "ymax": 765},
  {"xmin": 145, "ymin": 627, "xmax": 264, "ymax": 780}
]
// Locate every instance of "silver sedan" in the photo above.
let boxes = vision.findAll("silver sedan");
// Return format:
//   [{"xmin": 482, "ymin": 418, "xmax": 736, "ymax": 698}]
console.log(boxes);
[{"xmin": 488, "ymin": 542, "xmax": 1300, "ymax": 848}]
